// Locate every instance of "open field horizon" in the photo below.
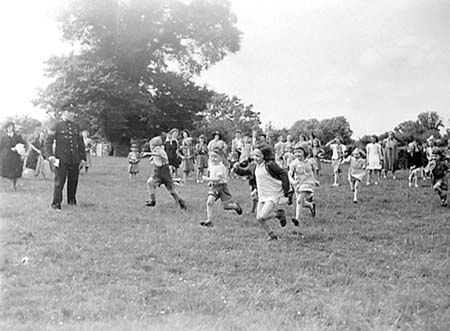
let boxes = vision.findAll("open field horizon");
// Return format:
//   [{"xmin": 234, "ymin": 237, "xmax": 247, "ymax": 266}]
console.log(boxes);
[{"xmin": 1, "ymin": 156, "xmax": 449, "ymax": 331}]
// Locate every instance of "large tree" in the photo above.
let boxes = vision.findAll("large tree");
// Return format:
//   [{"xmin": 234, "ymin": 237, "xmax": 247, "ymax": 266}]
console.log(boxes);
[
  {"xmin": 34, "ymin": 0, "xmax": 241, "ymax": 155},
  {"xmin": 194, "ymin": 93, "xmax": 261, "ymax": 141},
  {"xmin": 394, "ymin": 111, "xmax": 444, "ymax": 144}
]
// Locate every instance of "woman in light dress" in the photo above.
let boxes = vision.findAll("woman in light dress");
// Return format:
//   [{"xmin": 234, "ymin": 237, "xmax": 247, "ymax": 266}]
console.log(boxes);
[{"xmin": 365, "ymin": 135, "xmax": 383, "ymax": 185}]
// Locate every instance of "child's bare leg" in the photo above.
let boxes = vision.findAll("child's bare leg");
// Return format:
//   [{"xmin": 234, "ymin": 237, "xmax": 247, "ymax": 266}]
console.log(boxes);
[
  {"xmin": 353, "ymin": 180, "xmax": 359, "ymax": 202},
  {"xmin": 145, "ymin": 177, "xmax": 157, "ymax": 206},
  {"xmin": 250, "ymin": 189, "xmax": 258, "ymax": 213},
  {"xmin": 349, "ymin": 176, "xmax": 354, "ymax": 191},
  {"xmin": 366, "ymin": 170, "xmax": 371, "ymax": 185},
  {"xmin": 295, "ymin": 194, "xmax": 302, "ymax": 220},
  {"xmin": 206, "ymin": 195, "xmax": 216, "ymax": 223},
  {"xmin": 256, "ymin": 201, "xmax": 278, "ymax": 239}
]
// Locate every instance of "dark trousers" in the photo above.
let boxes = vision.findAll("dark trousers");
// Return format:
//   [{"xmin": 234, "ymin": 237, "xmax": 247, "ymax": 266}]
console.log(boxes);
[{"xmin": 52, "ymin": 162, "xmax": 80, "ymax": 208}]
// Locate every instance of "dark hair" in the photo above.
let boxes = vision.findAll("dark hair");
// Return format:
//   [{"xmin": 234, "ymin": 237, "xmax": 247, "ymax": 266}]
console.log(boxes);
[
  {"xmin": 372, "ymin": 135, "xmax": 379, "ymax": 142},
  {"xmin": 256, "ymin": 144, "xmax": 275, "ymax": 161}
]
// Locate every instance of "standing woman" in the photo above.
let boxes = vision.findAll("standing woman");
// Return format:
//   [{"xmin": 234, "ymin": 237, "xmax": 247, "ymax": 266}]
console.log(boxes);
[
  {"xmin": 365, "ymin": 135, "xmax": 383, "ymax": 185},
  {"xmin": 164, "ymin": 128, "xmax": 180, "ymax": 178},
  {"xmin": 26, "ymin": 131, "xmax": 47, "ymax": 179},
  {"xmin": 382, "ymin": 131, "xmax": 399, "ymax": 179},
  {"xmin": 0, "ymin": 122, "xmax": 26, "ymax": 189}
]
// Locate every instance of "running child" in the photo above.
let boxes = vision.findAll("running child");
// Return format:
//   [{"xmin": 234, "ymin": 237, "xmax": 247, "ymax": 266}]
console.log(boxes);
[
  {"xmin": 288, "ymin": 143, "xmax": 319, "ymax": 226},
  {"xmin": 325, "ymin": 137, "xmax": 347, "ymax": 187},
  {"xmin": 342, "ymin": 148, "xmax": 366, "ymax": 203},
  {"xmin": 143, "ymin": 136, "xmax": 187, "ymax": 209},
  {"xmin": 200, "ymin": 148, "xmax": 243, "ymax": 227},
  {"xmin": 234, "ymin": 144, "xmax": 290, "ymax": 241}
]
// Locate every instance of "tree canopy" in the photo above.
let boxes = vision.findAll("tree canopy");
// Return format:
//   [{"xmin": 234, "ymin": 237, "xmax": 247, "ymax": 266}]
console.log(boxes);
[{"xmin": 34, "ymin": 0, "xmax": 241, "ymax": 155}]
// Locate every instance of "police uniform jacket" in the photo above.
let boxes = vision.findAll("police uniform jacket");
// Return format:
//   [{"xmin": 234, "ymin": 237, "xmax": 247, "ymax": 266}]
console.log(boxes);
[{"xmin": 45, "ymin": 120, "xmax": 86, "ymax": 164}]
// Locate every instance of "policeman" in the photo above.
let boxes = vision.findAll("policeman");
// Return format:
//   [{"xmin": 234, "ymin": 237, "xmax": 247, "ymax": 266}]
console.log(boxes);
[{"xmin": 45, "ymin": 109, "xmax": 86, "ymax": 210}]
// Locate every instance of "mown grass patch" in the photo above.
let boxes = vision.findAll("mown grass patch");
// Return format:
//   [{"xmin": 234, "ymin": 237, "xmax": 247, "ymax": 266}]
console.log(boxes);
[{"xmin": 1, "ymin": 157, "xmax": 449, "ymax": 330}]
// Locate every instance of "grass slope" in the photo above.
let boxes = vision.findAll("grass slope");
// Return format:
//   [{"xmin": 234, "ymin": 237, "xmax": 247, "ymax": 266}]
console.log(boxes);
[{"xmin": 1, "ymin": 157, "xmax": 449, "ymax": 331}]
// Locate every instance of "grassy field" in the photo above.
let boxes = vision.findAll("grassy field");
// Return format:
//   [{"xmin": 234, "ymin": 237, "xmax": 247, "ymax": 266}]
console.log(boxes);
[{"xmin": 1, "ymin": 156, "xmax": 449, "ymax": 331}]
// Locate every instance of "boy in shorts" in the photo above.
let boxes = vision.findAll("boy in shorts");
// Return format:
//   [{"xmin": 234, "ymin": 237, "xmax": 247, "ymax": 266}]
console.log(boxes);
[
  {"xmin": 144, "ymin": 136, "xmax": 186, "ymax": 209},
  {"xmin": 200, "ymin": 148, "xmax": 243, "ymax": 227}
]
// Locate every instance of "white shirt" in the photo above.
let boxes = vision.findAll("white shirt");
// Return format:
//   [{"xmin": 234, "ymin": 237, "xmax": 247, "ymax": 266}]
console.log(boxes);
[
  {"xmin": 208, "ymin": 163, "xmax": 228, "ymax": 183},
  {"xmin": 255, "ymin": 162, "xmax": 283, "ymax": 203}
]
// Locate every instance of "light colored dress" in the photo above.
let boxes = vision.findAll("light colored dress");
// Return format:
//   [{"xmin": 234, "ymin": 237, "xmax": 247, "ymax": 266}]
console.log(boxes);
[
  {"xmin": 345, "ymin": 156, "xmax": 366, "ymax": 181},
  {"xmin": 366, "ymin": 142, "xmax": 383, "ymax": 170},
  {"xmin": 289, "ymin": 158, "xmax": 319, "ymax": 193},
  {"xmin": 330, "ymin": 143, "xmax": 347, "ymax": 174}
]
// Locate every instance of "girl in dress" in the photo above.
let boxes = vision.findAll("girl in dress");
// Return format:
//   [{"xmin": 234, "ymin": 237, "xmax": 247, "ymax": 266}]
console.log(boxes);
[
  {"xmin": 382, "ymin": 131, "xmax": 399, "ymax": 179},
  {"xmin": 310, "ymin": 138, "xmax": 325, "ymax": 177},
  {"xmin": 233, "ymin": 144, "xmax": 290, "ymax": 241},
  {"xmin": 289, "ymin": 143, "xmax": 319, "ymax": 226},
  {"xmin": 342, "ymin": 148, "xmax": 366, "ymax": 203},
  {"xmin": 195, "ymin": 135, "xmax": 209, "ymax": 183},
  {"xmin": 365, "ymin": 135, "xmax": 383, "ymax": 185},
  {"xmin": 325, "ymin": 137, "xmax": 347, "ymax": 187},
  {"xmin": 127, "ymin": 143, "xmax": 140, "ymax": 182},
  {"xmin": 178, "ymin": 133, "xmax": 195, "ymax": 183}
]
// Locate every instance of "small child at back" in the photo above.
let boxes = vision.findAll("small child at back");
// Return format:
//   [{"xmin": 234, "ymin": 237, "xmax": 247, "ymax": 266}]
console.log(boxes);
[{"xmin": 127, "ymin": 144, "xmax": 140, "ymax": 182}]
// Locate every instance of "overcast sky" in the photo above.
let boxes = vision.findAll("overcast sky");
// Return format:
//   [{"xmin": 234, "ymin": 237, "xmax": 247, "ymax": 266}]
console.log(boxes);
[{"xmin": 1, "ymin": 0, "xmax": 449, "ymax": 138}]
